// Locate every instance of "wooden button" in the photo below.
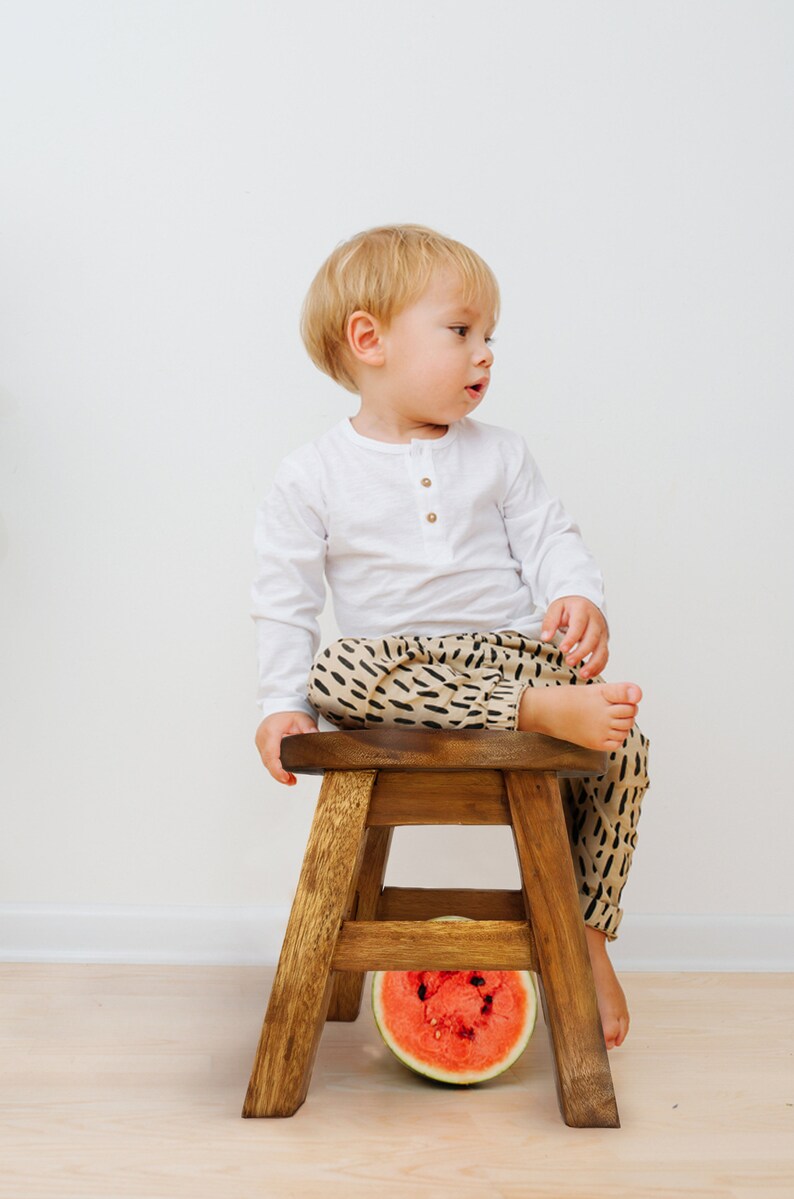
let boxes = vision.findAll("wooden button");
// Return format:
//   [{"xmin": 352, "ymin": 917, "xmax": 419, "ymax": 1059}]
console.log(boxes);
[
  {"xmin": 426, "ymin": 512, "xmax": 437, "ymax": 523},
  {"xmin": 421, "ymin": 477, "xmax": 432, "ymax": 487}
]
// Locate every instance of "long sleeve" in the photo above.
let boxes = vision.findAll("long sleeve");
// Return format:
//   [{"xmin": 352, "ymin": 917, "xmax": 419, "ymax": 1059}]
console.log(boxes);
[
  {"xmin": 250, "ymin": 454, "xmax": 328, "ymax": 720},
  {"xmin": 501, "ymin": 435, "xmax": 608, "ymax": 630}
]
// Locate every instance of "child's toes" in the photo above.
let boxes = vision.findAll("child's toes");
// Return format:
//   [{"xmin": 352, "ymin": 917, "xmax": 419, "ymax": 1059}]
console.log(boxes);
[
  {"xmin": 603, "ymin": 682, "xmax": 642, "ymax": 705},
  {"xmin": 614, "ymin": 1015, "xmax": 630, "ymax": 1047},
  {"xmin": 602, "ymin": 1017, "xmax": 621, "ymax": 1050},
  {"xmin": 610, "ymin": 720, "xmax": 635, "ymax": 739},
  {"xmin": 610, "ymin": 711, "xmax": 636, "ymax": 727}
]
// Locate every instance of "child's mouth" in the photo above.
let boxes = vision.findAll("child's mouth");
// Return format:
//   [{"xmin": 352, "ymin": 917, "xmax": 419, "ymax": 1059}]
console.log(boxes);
[{"xmin": 465, "ymin": 385, "xmax": 482, "ymax": 399}]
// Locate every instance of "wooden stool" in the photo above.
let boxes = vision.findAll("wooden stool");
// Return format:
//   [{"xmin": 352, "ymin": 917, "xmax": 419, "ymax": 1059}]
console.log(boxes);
[{"xmin": 242, "ymin": 729, "xmax": 620, "ymax": 1127}]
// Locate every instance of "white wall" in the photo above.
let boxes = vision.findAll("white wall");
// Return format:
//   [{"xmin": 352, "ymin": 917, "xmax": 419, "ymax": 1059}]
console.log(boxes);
[{"xmin": 1, "ymin": 0, "xmax": 792, "ymax": 967}]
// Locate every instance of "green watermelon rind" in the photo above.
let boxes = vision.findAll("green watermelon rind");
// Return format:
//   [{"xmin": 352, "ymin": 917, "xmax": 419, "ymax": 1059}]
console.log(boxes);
[{"xmin": 371, "ymin": 915, "xmax": 539, "ymax": 1086}]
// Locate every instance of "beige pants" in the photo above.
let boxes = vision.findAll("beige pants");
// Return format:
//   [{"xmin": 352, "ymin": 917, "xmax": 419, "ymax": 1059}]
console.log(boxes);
[{"xmin": 307, "ymin": 629, "xmax": 651, "ymax": 942}]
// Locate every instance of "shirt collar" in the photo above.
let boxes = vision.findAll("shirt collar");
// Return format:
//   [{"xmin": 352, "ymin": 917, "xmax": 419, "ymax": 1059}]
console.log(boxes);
[{"xmin": 339, "ymin": 416, "xmax": 461, "ymax": 454}]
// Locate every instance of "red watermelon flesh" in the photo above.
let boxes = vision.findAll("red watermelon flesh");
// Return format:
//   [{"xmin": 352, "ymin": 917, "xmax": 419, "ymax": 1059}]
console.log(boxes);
[{"xmin": 372, "ymin": 918, "xmax": 539, "ymax": 1086}]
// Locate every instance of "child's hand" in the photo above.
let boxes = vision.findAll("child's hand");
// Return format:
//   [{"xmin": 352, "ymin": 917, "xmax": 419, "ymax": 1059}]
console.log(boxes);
[
  {"xmin": 540, "ymin": 596, "xmax": 609, "ymax": 680},
  {"xmin": 255, "ymin": 711, "xmax": 320, "ymax": 786}
]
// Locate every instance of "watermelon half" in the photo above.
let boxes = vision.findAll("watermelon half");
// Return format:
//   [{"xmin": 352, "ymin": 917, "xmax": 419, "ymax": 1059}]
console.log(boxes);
[{"xmin": 371, "ymin": 915, "xmax": 539, "ymax": 1085}]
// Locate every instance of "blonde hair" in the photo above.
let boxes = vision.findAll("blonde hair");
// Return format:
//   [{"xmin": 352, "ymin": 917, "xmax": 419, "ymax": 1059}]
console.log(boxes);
[{"xmin": 300, "ymin": 223, "xmax": 500, "ymax": 394}]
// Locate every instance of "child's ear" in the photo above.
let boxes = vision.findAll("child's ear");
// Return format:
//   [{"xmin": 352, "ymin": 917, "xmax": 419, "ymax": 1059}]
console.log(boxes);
[{"xmin": 347, "ymin": 310, "xmax": 385, "ymax": 367}]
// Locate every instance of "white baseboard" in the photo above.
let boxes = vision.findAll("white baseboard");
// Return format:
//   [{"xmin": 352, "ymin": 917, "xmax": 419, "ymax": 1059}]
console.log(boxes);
[
  {"xmin": 0, "ymin": 903, "xmax": 292, "ymax": 966},
  {"xmin": 0, "ymin": 904, "xmax": 791, "ymax": 971}
]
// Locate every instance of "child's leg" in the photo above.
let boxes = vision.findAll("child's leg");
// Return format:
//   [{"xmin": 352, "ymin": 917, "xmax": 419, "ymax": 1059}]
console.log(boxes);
[
  {"xmin": 307, "ymin": 631, "xmax": 528, "ymax": 731},
  {"xmin": 558, "ymin": 722, "xmax": 651, "ymax": 941},
  {"xmin": 308, "ymin": 630, "xmax": 650, "ymax": 942}
]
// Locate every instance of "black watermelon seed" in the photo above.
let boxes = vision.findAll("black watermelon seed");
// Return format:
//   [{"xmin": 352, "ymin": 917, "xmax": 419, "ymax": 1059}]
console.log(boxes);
[{"xmin": 417, "ymin": 983, "xmax": 427, "ymax": 1001}]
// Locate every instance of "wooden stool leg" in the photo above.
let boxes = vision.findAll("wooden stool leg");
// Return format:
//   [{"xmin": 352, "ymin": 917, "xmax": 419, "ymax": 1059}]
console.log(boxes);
[
  {"xmin": 504, "ymin": 769, "xmax": 620, "ymax": 1129},
  {"xmin": 242, "ymin": 770, "xmax": 376, "ymax": 1118},
  {"xmin": 327, "ymin": 824, "xmax": 394, "ymax": 1022}
]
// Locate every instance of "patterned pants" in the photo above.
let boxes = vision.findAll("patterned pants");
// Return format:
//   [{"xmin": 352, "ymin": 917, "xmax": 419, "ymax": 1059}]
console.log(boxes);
[{"xmin": 306, "ymin": 629, "xmax": 651, "ymax": 941}]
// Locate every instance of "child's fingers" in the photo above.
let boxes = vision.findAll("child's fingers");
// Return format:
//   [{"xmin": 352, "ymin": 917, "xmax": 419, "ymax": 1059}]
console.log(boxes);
[
  {"xmin": 561, "ymin": 619, "xmax": 607, "ymax": 674},
  {"xmin": 540, "ymin": 601, "xmax": 564, "ymax": 641},
  {"xmin": 260, "ymin": 737, "xmax": 296, "ymax": 785},
  {"xmin": 275, "ymin": 762, "xmax": 297, "ymax": 785},
  {"xmin": 579, "ymin": 650, "xmax": 608, "ymax": 680},
  {"xmin": 564, "ymin": 636, "xmax": 594, "ymax": 669},
  {"xmin": 559, "ymin": 614, "xmax": 589, "ymax": 657},
  {"xmin": 275, "ymin": 747, "xmax": 298, "ymax": 785},
  {"xmin": 254, "ymin": 717, "xmax": 312, "ymax": 785},
  {"xmin": 578, "ymin": 638, "xmax": 609, "ymax": 679},
  {"xmin": 542, "ymin": 602, "xmax": 608, "ymax": 674}
]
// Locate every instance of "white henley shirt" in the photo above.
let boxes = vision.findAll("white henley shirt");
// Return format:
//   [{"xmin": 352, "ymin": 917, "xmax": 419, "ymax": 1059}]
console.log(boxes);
[{"xmin": 251, "ymin": 415, "xmax": 608, "ymax": 720}]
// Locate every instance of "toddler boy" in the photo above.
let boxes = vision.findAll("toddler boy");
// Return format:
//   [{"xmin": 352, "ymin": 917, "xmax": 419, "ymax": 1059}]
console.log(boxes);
[{"xmin": 251, "ymin": 224, "xmax": 650, "ymax": 1049}]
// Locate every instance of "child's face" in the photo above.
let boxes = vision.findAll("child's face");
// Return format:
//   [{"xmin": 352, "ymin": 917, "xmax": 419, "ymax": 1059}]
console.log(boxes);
[{"xmin": 360, "ymin": 268, "xmax": 496, "ymax": 424}]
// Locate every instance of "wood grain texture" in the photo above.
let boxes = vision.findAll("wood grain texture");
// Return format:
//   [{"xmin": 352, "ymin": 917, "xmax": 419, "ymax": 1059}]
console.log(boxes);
[
  {"xmin": 332, "ymin": 918, "xmax": 537, "ymax": 971},
  {"xmin": 326, "ymin": 824, "xmax": 394, "ymax": 1022},
  {"xmin": 368, "ymin": 769, "xmax": 511, "ymax": 824},
  {"xmin": 281, "ymin": 729, "xmax": 606, "ymax": 777},
  {"xmin": 242, "ymin": 770, "xmax": 375, "ymax": 1117},
  {"xmin": 376, "ymin": 885, "xmax": 527, "ymax": 921},
  {"xmin": 505, "ymin": 769, "xmax": 620, "ymax": 1128}
]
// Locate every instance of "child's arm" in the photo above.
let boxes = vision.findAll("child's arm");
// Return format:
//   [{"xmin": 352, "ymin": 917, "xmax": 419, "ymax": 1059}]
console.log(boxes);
[
  {"xmin": 501, "ymin": 433, "xmax": 610, "ymax": 674},
  {"xmin": 250, "ymin": 452, "xmax": 327, "ymax": 783}
]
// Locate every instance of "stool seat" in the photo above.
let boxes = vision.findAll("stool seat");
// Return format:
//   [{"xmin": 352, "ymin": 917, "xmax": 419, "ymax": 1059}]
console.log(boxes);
[
  {"xmin": 243, "ymin": 728, "xmax": 620, "ymax": 1128},
  {"xmin": 281, "ymin": 728, "xmax": 607, "ymax": 777}
]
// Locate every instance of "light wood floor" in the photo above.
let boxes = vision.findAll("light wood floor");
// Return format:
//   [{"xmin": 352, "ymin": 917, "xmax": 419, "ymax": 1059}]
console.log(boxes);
[{"xmin": 0, "ymin": 965, "xmax": 791, "ymax": 1198}]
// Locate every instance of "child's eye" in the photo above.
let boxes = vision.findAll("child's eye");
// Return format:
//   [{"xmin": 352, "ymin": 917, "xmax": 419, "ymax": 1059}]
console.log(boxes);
[{"xmin": 450, "ymin": 325, "xmax": 497, "ymax": 346}]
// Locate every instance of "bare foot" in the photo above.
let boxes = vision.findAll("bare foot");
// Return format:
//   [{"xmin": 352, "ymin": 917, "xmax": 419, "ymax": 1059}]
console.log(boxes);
[
  {"xmin": 584, "ymin": 927, "xmax": 630, "ymax": 1049},
  {"xmin": 518, "ymin": 681, "xmax": 643, "ymax": 751}
]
